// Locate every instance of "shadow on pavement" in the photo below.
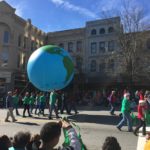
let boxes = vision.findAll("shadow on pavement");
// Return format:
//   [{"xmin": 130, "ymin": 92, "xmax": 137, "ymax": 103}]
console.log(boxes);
[
  {"xmin": 15, "ymin": 122, "xmax": 39, "ymax": 126},
  {"xmin": 67, "ymin": 114, "xmax": 121, "ymax": 125}
]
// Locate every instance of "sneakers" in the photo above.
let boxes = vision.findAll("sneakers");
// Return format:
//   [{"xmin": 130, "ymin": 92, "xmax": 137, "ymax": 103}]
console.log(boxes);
[
  {"xmin": 12, "ymin": 119, "xmax": 17, "ymax": 122},
  {"xmin": 5, "ymin": 119, "xmax": 10, "ymax": 122},
  {"xmin": 116, "ymin": 126, "xmax": 121, "ymax": 131}
]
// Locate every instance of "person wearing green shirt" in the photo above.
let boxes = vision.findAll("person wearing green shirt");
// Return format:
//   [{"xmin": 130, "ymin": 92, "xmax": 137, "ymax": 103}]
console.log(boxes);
[
  {"xmin": 12, "ymin": 92, "xmax": 20, "ymax": 116},
  {"xmin": 22, "ymin": 92, "xmax": 32, "ymax": 117},
  {"xmin": 48, "ymin": 91, "xmax": 59, "ymax": 119},
  {"xmin": 38, "ymin": 92, "xmax": 46, "ymax": 116},
  {"xmin": 29, "ymin": 92, "xmax": 35, "ymax": 114},
  {"xmin": 116, "ymin": 93, "xmax": 133, "ymax": 132}
]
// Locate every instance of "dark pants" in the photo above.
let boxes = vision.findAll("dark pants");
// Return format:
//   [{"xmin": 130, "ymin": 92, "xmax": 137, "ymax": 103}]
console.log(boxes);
[
  {"xmin": 134, "ymin": 119, "xmax": 146, "ymax": 135},
  {"xmin": 69, "ymin": 102, "xmax": 77, "ymax": 114},
  {"xmin": 23, "ymin": 104, "xmax": 31, "ymax": 116},
  {"xmin": 61, "ymin": 99, "xmax": 69, "ymax": 114},
  {"xmin": 14, "ymin": 104, "xmax": 19, "ymax": 115},
  {"xmin": 35, "ymin": 105, "xmax": 39, "ymax": 114}
]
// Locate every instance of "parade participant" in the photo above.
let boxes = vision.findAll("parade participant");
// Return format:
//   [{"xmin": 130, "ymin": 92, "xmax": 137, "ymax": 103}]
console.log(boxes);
[
  {"xmin": 22, "ymin": 92, "xmax": 32, "ymax": 117},
  {"xmin": 5, "ymin": 91, "xmax": 17, "ymax": 122},
  {"xmin": 134, "ymin": 100, "xmax": 147, "ymax": 136},
  {"xmin": 68, "ymin": 92, "xmax": 78, "ymax": 115},
  {"xmin": 29, "ymin": 92, "xmax": 35, "ymax": 114},
  {"xmin": 108, "ymin": 91, "xmax": 116, "ymax": 115},
  {"xmin": 61, "ymin": 92, "xmax": 70, "ymax": 114},
  {"xmin": 12, "ymin": 92, "xmax": 20, "ymax": 116},
  {"xmin": 38, "ymin": 92, "xmax": 46, "ymax": 116},
  {"xmin": 116, "ymin": 93, "xmax": 133, "ymax": 132},
  {"xmin": 34, "ymin": 92, "xmax": 40, "ymax": 115},
  {"xmin": 48, "ymin": 91, "xmax": 59, "ymax": 119}
]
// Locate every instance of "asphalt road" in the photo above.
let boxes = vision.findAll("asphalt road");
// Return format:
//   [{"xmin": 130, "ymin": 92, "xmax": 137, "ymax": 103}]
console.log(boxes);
[{"xmin": 0, "ymin": 107, "xmax": 138, "ymax": 150}]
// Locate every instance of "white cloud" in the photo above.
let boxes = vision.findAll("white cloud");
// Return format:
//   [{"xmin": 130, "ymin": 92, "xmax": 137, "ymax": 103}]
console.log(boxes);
[
  {"xmin": 5, "ymin": 0, "xmax": 27, "ymax": 17},
  {"xmin": 50, "ymin": 0, "xmax": 98, "ymax": 18}
]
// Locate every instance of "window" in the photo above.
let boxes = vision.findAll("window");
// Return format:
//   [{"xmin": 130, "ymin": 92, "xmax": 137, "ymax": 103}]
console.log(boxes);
[
  {"xmin": 99, "ymin": 63, "xmax": 105, "ymax": 72},
  {"xmin": 18, "ymin": 35, "xmax": 22, "ymax": 47},
  {"xmin": 108, "ymin": 27, "xmax": 114, "ymax": 33},
  {"xmin": 17, "ymin": 54, "xmax": 21, "ymax": 68},
  {"xmin": 146, "ymin": 38, "xmax": 150, "ymax": 49},
  {"xmin": 22, "ymin": 53, "xmax": 26, "ymax": 69},
  {"xmin": 77, "ymin": 41, "xmax": 82, "ymax": 52},
  {"xmin": 108, "ymin": 41, "xmax": 115, "ymax": 51},
  {"xmin": 108, "ymin": 59, "xmax": 115, "ymax": 70},
  {"xmin": 76, "ymin": 58, "xmax": 82, "ymax": 70},
  {"xmin": 1, "ymin": 48, "xmax": 9, "ymax": 67},
  {"xmin": 90, "ymin": 60, "xmax": 97, "ymax": 72},
  {"xmin": 99, "ymin": 42, "xmax": 105, "ymax": 53},
  {"xmin": 23, "ymin": 37, "xmax": 27, "ymax": 49},
  {"xmin": 68, "ymin": 42, "xmax": 73, "ymax": 52},
  {"xmin": 91, "ymin": 29, "xmax": 97, "ymax": 35},
  {"xmin": 3, "ymin": 31, "xmax": 9, "ymax": 44},
  {"xmin": 91, "ymin": 42, "xmax": 97, "ymax": 54},
  {"xmin": 99, "ymin": 28, "xmax": 105, "ymax": 34},
  {"xmin": 59, "ymin": 43, "xmax": 64, "ymax": 48}
]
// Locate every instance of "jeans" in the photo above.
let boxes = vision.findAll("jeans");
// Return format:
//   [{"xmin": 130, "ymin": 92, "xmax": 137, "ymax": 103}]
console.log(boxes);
[
  {"xmin": 117, "ymin": 112, "xmax": 132, "ymax": 131},
  {"xmin": 48, "ymin": 104, "xmax": 58, "ymax": 118},
  {"xmin": 110, "ymin": 102, "xmax": 115, "ymax": 114}
]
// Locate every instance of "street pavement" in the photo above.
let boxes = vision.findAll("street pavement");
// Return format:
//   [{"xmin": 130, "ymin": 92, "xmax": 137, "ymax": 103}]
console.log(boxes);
[{"xmin": 0, "ymin": 106, "xmax": 146, "ymax": 150}]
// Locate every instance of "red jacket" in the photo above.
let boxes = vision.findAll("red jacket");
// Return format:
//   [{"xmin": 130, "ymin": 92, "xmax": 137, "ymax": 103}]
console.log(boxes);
[{"xmin": 137, "ymin": 105, "xmax": 146, "ymax": 119}]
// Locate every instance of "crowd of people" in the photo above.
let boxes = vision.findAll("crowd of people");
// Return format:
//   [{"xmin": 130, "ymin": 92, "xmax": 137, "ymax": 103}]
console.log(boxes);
[
  {"xmin": 1, "ymin": 87, "xmax": 150, "ymax": 149},
  {"xmin": 4, "ymin": 90, "xmax": 79, "ymax": 122}
]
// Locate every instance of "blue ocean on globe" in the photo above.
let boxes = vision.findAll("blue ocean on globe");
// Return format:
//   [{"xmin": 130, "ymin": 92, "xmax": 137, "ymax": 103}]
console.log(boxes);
[{"xmin": 27, "ymin": 45, "xmax": 74, "ymax": 91}]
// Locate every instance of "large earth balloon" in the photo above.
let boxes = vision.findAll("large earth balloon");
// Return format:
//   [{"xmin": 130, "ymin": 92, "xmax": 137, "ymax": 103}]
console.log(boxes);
[{"xmin": 27, "ymin": 45, "xmax": 74, "ymax": 91}]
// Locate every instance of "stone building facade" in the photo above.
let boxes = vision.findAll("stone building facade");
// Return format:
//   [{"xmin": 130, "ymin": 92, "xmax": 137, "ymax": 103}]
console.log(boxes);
[
  {"xmin": 0, "ymin": 1, "xmax": 150, "ymax": 95},
  {"xmin": 0, "ymin": 1, "xmax": 45, "ymax": 95}
]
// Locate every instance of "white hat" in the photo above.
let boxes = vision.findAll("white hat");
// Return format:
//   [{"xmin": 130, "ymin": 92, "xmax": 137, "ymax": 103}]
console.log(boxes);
[{"xmin": 139, "ymin": 100, "xmax": 146, "ymax": 104}]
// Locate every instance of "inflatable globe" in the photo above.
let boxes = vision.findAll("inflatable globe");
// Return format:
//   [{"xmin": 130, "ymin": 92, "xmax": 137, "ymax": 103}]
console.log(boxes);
[{"xmin": 27, "ymin": 45, "xmax": 74, "ymax": 91}]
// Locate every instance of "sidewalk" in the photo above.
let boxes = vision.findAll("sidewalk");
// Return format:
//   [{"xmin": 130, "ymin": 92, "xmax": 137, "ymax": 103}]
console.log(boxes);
[{"xmin": 137, "ymin": 127, "xmax": 150, "ymax": 150}]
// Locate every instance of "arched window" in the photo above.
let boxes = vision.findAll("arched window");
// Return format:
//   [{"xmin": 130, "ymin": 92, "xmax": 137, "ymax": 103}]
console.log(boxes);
[
  {"xmin": 99, "ymin": 28, "xmax": 105, "ymax": 34},
  {"xmin": 108, "ymin": 27, "xmax": 114, "ymax": 33},
  {"xmin": 91, "ymin": 29, "xmax": 97, "ymax": 35},
  {"xmin": 90, "ymin": 60, "xmax": 97, "ymax": 72},
  {"xmin": 3, "ymin": 31, "xmax": 10, "ymax": 43}
]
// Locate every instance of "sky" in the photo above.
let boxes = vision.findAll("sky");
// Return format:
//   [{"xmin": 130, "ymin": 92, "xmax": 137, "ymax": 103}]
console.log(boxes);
[{"xmin": 2, "ymin": 0, "xmax": 150, "ymax": 32}]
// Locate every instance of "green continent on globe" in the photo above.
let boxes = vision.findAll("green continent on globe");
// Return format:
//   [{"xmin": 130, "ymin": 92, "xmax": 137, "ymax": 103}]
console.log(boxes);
[
  {"xmin": 63, "ymin": 56, "xmax": 74, "ymax": 83},
  {"xmin": 43, "ymin": 45, "xmax": 63, "ymax": 55}
]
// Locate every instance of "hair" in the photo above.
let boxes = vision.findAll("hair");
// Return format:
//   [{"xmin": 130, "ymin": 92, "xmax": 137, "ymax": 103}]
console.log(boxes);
[
  {"xmin": 13, "ymin": 131, "xmax": 31, "ymax": 148},
  {"xmin": 40, "ymin": 122, "xmax": 61, "ymax": 143},
  {"xmin": 102, "ymin": 136, "xmax": 121, "ymax": 150},
  {"xmin": 0, "ymin": 135, "xmax": 12, "ymax": 150}
]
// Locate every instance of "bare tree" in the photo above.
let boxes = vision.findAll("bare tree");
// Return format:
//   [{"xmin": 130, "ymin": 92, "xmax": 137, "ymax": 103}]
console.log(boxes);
[{"xmin": 118, "ymin": 0, "xmax": 150, "ymax": 87}]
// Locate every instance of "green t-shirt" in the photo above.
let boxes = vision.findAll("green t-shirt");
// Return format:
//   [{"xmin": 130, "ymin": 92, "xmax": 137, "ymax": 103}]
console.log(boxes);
[
  {"xmin": 23, "ymin": 96, "xmax": 30, "ymax": 105},
  {"xmin": 121, "ymin": 98, "xmax": 131, "ymax": 113},
  {"xmin": 12, "ymin": 95, "xmax": 19, "ymax": 105},
  {"xmin": 40, "ymin": 95, "xmax": 46, "ymax": 103},
  {"xmin": 29, "ymin": 96, "xmax": 35, "ymax": 105},
  {"xmin": 49, "ymin": 92, "xmax": 57, "ymax": 105}
]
